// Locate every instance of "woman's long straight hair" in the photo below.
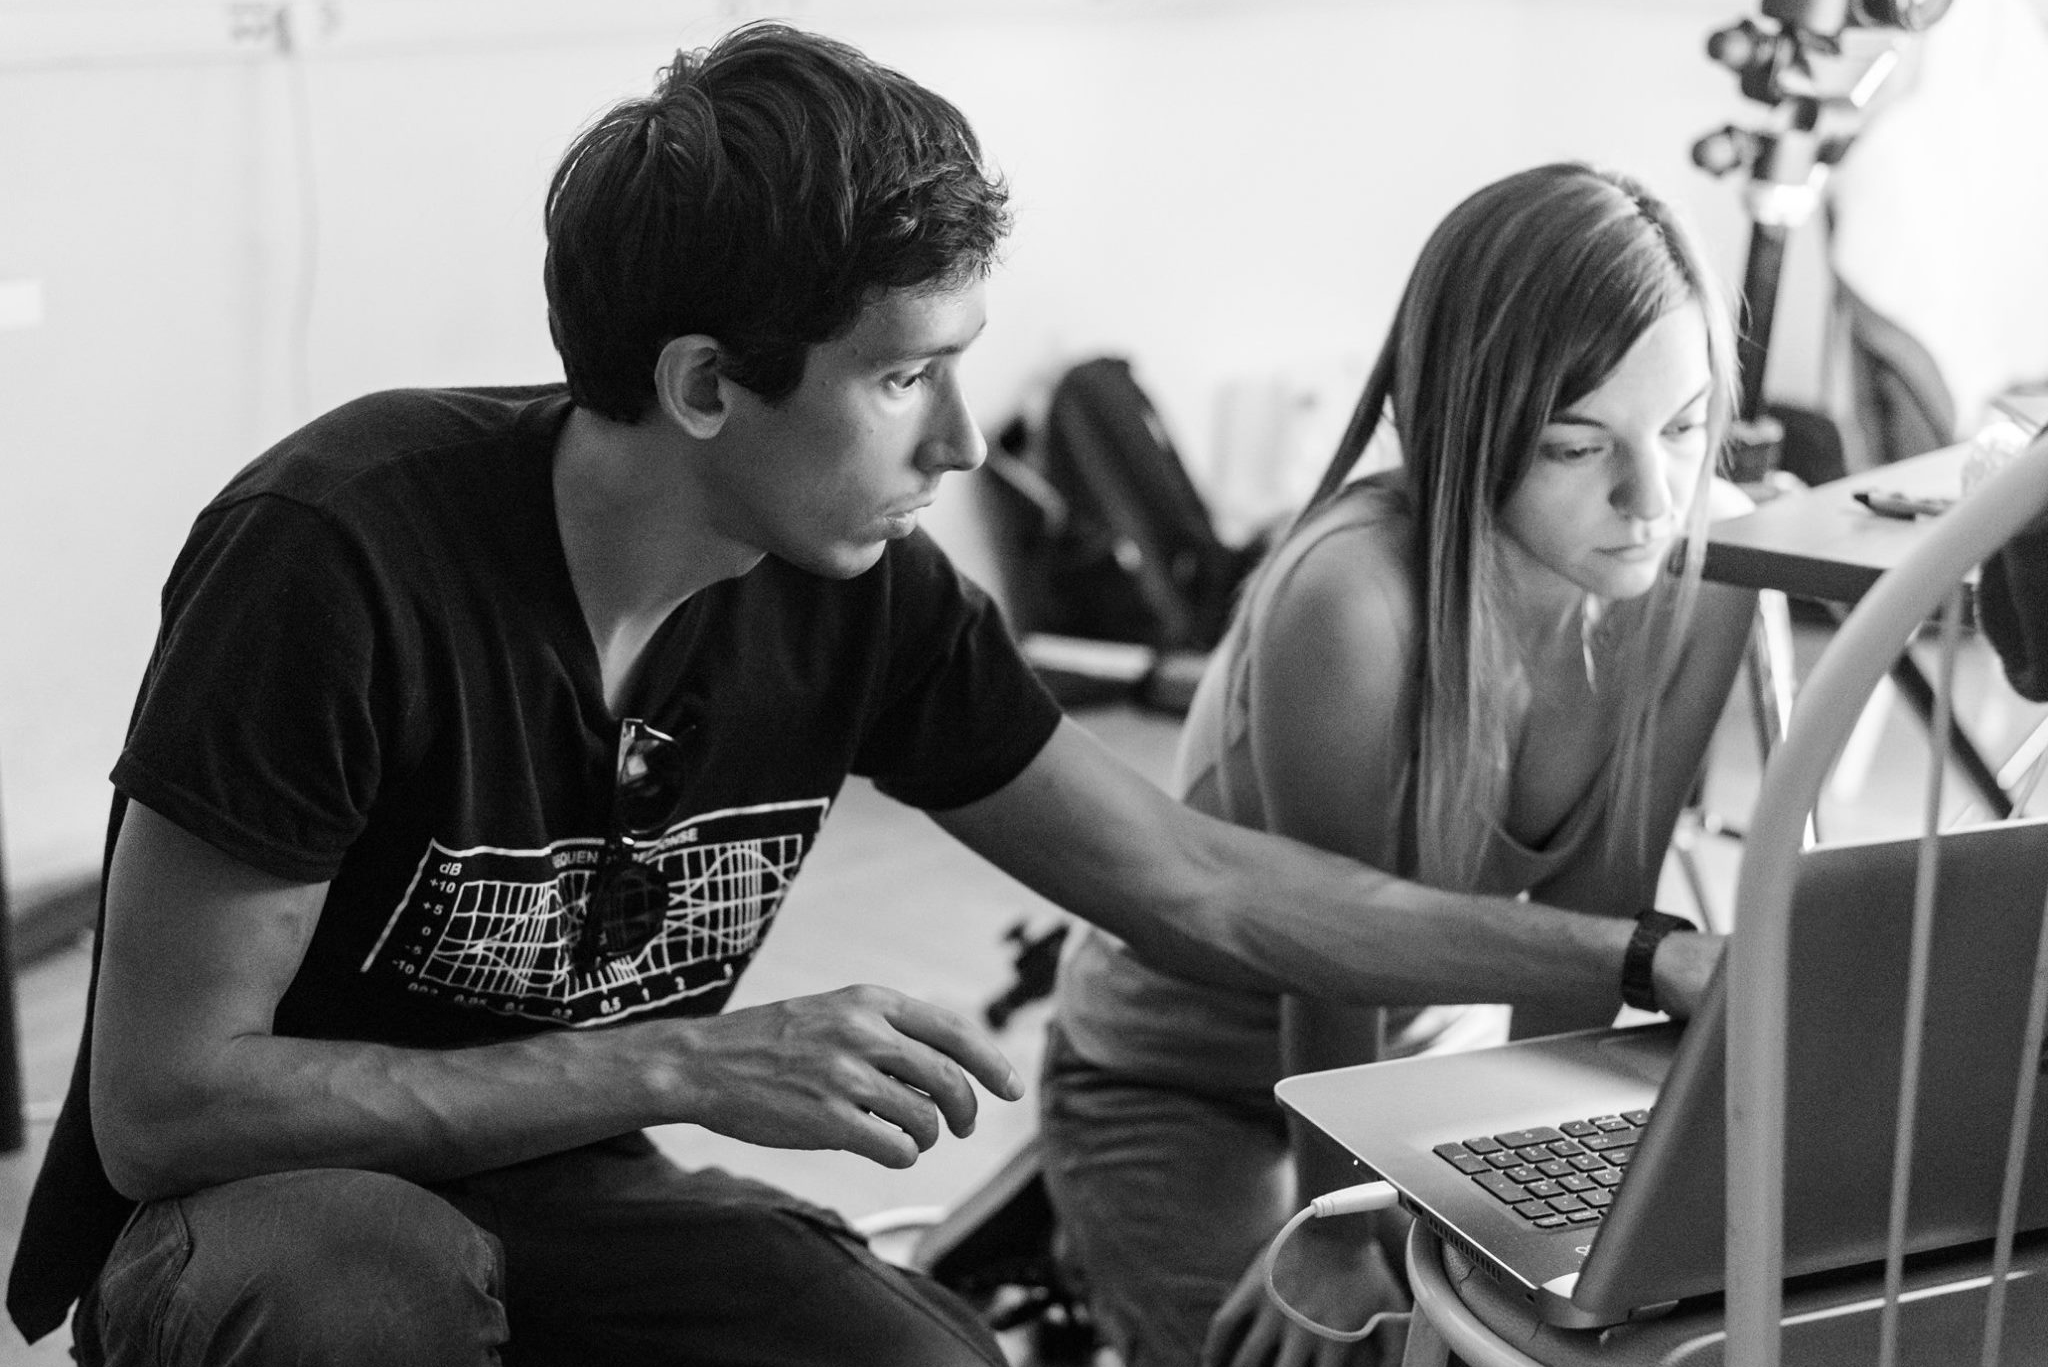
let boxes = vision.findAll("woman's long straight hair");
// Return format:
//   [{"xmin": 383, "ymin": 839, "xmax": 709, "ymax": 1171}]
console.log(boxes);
[{"xmin": 1286, "ymin": 162, "xmax": 1740, "ymax": 888}]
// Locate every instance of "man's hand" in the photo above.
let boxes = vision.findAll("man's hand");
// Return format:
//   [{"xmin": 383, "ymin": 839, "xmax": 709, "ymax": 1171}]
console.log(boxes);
[
  {"xmin": 1202, "ymin": 1215, "xmax": 1407, "ymax": 1367},
  {"xmin": 665, "ymin": 985, "xmax": 1022, "ymax": 1169},
  {"xmin": 1652, "ymin": 929, "xmax": 1726, "ymax": 1019}
]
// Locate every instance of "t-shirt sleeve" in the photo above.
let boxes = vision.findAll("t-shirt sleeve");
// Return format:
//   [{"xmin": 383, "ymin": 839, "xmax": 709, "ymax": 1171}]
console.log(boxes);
[
  {"xmin": 112, "ymin": 495, "xmax": 395, "ymax": 882},
  {"xmin": 855, "ymin": 533, "xmax": 1063, "ymax": 811}
]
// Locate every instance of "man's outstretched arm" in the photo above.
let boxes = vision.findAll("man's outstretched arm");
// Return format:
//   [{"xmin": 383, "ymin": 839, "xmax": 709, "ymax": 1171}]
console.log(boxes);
[
  {"xmin": 92, "ymin": 801, "xmax": 1021, "ymax": 1202},
  {"xmin": 930, "ymin": 717, "xmax": 1719, "ymax": 1015}
]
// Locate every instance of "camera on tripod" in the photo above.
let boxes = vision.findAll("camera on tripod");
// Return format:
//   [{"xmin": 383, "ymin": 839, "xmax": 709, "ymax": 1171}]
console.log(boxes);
[
  {"xmin": 1694, "ymin": 0, "xmax": 1952, "ymax": 482},
  {"xmin": 1760, "ymin": 0, "xmax": 1950, "ymax": 36},
  {"xmin": 1702, "ymin": 0, "xmax": 1948, "ymax": 121}
]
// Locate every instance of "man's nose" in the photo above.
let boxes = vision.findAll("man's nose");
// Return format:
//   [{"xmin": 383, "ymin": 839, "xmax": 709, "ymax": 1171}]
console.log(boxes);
[{"xmin": 922, "ymin": 380, "xmax": 986, "ymax": 474}]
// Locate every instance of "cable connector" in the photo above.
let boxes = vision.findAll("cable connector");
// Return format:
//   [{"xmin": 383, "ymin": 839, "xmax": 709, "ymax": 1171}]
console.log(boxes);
[
  {"xmin": 1308, "ymin": 1181, "xmax": 1399, "ymax": 1219},
  {"xmin": 1263, "ymin": 1182, "xmax": 1408, "ymax": 1344}
]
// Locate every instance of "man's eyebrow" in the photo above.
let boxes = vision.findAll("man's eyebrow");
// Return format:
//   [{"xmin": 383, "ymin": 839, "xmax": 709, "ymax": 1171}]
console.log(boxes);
[
  {"xmin": 882, "ymin": 318, "xmax": 988, "ymax": 364},
  {"xmin": 1551, "ymin": 382, "xmax": 1711, "ymax": 428}
]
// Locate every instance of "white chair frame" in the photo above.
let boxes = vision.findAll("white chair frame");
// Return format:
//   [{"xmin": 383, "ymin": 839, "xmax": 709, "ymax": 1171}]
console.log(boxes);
[
  {"xmin": 1725, "ymin": 431, "xmax": 2048, "ymax": 1365},
  {"xmin": 1398, "ymin": 431, "xmax": 2048, "ymax": 1366}
]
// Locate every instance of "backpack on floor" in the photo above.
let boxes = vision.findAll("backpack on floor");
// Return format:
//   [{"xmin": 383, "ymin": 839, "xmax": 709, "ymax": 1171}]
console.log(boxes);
[{"xmin": 996, "ymin": 357, "xmax": 1259, "ymax": 653}]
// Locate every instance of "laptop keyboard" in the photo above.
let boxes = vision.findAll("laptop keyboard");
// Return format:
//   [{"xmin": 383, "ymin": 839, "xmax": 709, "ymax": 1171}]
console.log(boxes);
[{"xmin": 1431, "ymin": 1111, "xmax": 1647, "ymax": 1231}]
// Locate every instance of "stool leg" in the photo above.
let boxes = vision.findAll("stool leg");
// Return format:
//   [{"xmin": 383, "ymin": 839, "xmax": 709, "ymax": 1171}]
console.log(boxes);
[{"xmin": 1399, "ymin": 1308, "xmax": 1453, "ymax": 1367}]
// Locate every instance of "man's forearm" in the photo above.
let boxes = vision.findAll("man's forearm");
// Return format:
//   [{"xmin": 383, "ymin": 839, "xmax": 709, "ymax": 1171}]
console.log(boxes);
[
  {"xmin": 1114, "ymin": 824, "xmax": 1718, "ymax": 1015},
  {"xmin": 95, "ymin": 1018, "xmax": 695, "ymax": 1201},
  {"xmin": 96, "ymin": 982, "xmax": 1022, "ymax": 1203},
  {"xmin": 1132, "ymin": 829, "xmax": 1637, "ymax": 1006},
  {"xmin": 935, "ymin": 724, "xmax": 1719, "ymax": 1015}
]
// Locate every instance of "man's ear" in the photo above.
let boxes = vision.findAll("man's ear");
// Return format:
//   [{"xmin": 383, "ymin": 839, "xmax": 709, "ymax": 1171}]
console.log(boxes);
[{"xmin": 653, "ymin": 335, "xmax": 729, "ymax": 438}]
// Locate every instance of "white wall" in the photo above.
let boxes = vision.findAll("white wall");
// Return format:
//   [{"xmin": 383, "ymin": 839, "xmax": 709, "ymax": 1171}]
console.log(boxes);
[{"xmin": 0, "ymin": 0, "xmax": 1953, "ymax": 892}]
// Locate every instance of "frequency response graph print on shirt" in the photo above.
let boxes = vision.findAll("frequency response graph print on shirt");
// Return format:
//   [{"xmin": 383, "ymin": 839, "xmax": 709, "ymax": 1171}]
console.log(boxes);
[{"xmin": 364, "ymin": 797, "xmax": 831, "ymax": 1026}]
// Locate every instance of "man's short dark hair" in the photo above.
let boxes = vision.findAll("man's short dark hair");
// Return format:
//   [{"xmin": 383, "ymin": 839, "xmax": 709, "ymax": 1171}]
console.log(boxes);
[{"xmin": 544, "ymin": 22, "xmax": 1012, "ymax": 420}]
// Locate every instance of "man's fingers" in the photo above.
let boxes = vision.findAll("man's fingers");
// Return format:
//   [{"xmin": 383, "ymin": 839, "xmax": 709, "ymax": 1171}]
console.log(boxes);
[
  {"xmin": 1202, "ymin": 1316, "xmax": 1244, "ymax": 1367},
  {"xmin": 888, "ymin": 1063, "xmax": 976, "ymax": 1141},
  {"xmin": 829, "ymin": 1098, "xmax": 923, "ymax": 1169},
  {"xmin": 720, "ymin": 987, "xmax": 1019, "ymax": 1163},
  {"xmin": 1233, "ymin": 1316, "xmax": 1284, "ymax": 1367},
  {"xmin": 835, "ymin": 1016, "xmax": 978, "ymax": 1147},
  {"xmin": 1204, "ymin": 1286, "xmax": 1259, "ymax": 1366},
  {"xmin": 880, "ymin": 993, "xmax": 1021, "ymax": 1102},
  {"xmin": 1221, "ymin": 1319, "xmax": 1265, "ymax": 1367},
  {"xmin": 824, "ymin": 992, "xmax": 983, "ymax": 1139},
  {"xmin": 859, "ymin": 1070, "xmax": 947, "ymax": 1151},
  {"xmin": 827, "ymin": 989, "xmax": 987, "ymax": 1143}
]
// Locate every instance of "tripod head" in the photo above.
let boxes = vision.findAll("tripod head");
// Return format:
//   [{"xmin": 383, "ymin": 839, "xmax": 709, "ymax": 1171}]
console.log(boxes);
[
  {"xmin": 1695, "ymin": 2, "xmax": 1942, "ymax": 183},
  {"xmin": 1762, "ymin": 0, "xmax": 1949, "ymax": 34},
  {"xmin": 1692, "ymin": 0, "xmax": 1952, "ymax": 454}
]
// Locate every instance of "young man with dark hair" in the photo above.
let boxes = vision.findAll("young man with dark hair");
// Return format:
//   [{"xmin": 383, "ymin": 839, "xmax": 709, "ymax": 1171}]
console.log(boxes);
[{"xmin": 8, "ymin": 22, "xmax": 1721, "ymax": 1365}]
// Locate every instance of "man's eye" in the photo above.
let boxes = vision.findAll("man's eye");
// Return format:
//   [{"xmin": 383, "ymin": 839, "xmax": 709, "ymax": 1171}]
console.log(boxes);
[{"xmin": 886, "ymin": 369, "xmax": 931, "ymax": 393}]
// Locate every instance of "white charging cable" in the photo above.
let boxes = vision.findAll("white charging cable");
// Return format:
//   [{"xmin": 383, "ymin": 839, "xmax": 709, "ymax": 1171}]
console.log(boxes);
[{"xmin": 1261, "ymin": 1181, "xmax": 1409, "ymax": 1343}]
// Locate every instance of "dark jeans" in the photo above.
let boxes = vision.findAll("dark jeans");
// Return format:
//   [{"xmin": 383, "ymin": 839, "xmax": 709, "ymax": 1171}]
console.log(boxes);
[
  {"xmin": 1038, "ymin": 1022, "xmax": 1293, "ymax": 1367},
  {"xmin": 74, "ymin": 1133, "xmax": 1004, "ymax": 1366}
]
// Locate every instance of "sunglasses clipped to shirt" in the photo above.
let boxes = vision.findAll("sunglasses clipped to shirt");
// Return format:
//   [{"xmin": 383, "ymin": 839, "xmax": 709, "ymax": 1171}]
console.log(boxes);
[{"xmin": 570, "ymin": 716, "xmax": 691, "ymax": 972}]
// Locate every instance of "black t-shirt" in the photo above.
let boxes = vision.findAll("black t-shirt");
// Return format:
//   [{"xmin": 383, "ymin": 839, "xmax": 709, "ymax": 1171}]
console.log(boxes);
[{"xmin": 7, "ymin": 384, "xmax": 1063, "ymax": 1340}]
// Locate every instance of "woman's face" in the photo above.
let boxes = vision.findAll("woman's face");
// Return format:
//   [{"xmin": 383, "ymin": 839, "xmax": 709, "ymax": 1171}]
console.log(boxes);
[{"xmin": 1499, "ymin": 302, "xmax": 1713, "ymax": 605}]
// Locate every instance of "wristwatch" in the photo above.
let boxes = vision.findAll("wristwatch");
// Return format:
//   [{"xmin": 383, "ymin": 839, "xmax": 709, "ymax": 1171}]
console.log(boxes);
[{"xmin": 1622, "ymin": 909, "xmax": 1697, "ymax": 1013}]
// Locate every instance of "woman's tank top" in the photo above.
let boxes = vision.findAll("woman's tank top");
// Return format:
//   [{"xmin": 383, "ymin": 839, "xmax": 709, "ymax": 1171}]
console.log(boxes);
[{"xmin": 1053, "ymin": 475, "xmax": 1610, "ymax": 1092}]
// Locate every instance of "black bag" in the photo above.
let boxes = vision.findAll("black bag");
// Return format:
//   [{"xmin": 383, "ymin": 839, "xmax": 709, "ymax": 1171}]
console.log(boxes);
[{"xmin": 995, "ymin": 357, "xmax": 1258, "ymax": 652}]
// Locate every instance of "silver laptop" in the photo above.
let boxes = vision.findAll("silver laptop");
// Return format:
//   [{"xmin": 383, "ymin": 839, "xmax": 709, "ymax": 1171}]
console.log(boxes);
[{"xmin": 1275, "ymin": 817, "xmax": 2048, "ymax": 1329}]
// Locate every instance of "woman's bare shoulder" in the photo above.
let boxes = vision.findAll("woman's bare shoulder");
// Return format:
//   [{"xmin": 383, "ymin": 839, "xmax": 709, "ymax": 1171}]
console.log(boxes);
[{"xmin": 1252, "ymin": 482, "xmax": 1420, "ymax": 653}]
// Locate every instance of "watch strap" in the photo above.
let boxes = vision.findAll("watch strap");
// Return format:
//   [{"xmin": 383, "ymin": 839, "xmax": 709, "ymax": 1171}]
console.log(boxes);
[{"xmin": 1622, "ymin": 909, "xmax": 1697, "ymax": 1013}]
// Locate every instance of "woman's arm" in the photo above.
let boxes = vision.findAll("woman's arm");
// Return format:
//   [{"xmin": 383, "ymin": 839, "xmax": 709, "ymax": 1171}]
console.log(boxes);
[
  {"xmin": 1240, "ymin": 519, "xmax": 1435, "ymax": 1364},
  {"xmin": 1241, "ymin": 525, "xmax": 1434, "ymax": 1199}
]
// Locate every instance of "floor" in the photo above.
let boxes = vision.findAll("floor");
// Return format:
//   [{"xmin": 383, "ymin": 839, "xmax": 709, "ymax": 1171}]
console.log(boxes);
[{"xmin": 1, "ymin": 625, "xmax": 2044, "ymax": 1364}]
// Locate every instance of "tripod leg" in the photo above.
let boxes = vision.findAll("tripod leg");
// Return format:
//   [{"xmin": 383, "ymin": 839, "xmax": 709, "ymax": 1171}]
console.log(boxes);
[{"xmin": 1888, "ymin": 652, "xmax": 2014, "ymax": 819}]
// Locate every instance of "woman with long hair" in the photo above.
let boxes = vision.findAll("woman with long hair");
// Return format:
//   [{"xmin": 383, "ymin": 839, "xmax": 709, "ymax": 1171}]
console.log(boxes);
[{"xmin": 1042, "ymin": 161, "xmax": 1758, "ymax": 1366}]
